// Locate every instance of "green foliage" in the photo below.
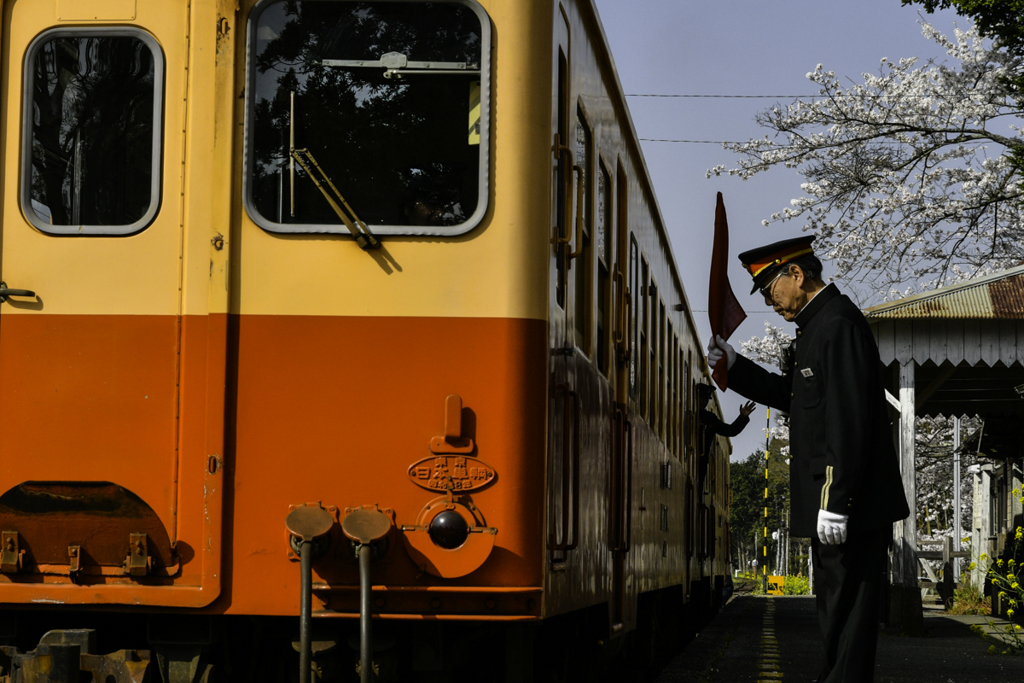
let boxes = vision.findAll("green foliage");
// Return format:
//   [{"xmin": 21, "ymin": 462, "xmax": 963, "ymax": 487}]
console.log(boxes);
[
  {"xmin": 903, "ymin": 1, "xmax": 1024, "ymax": 51},
  {"xmin": 738, "ymin": 572, "xmax": 809, "ymax": 596},
  {"xmin": 728, "ymin": 451, "xmax": 766, "ymax": 546},
  {"xmin": 783, "ymin": 575, "xmax": 810, "ymax": 595},
  {"xmin": 947, "ymin": 580, "xmax": 991, "ymax": 615},
  {"xmin": 742, "ymin": 572, "xmax": 767, "ymax": 595},
  {"xmin": 977, "ymin": 487, "xmax": 1024, "ymax": 652},
  {"xmin": 729, "ymin": 443, "xmax": 790, "ymax": 564}
]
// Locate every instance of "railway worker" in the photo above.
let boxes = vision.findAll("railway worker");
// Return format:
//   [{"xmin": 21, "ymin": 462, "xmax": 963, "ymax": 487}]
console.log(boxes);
[
  {"xmin": 697, "ymin": 383, "xmax": 755, "ymax": 491},
  {"xmin": 706, "ymin": 236, "xmax": 909, "ymax": 683}
]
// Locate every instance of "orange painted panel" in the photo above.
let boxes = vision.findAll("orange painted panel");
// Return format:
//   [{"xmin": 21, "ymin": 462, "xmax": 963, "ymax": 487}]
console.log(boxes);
[
  {"xmin": 0, "ymin": 314, "xmax": 225, "ymax": 607},
  {"xmin": 222, "ymin": 315, "xmax": 548, "ymax": 617},
  {"xmin": 0, "ymin": 315, "xmax": 178, "ymax": 515}
]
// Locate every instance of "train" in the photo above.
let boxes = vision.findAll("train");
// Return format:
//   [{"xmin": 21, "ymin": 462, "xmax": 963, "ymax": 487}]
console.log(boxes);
[{"xmin": 0, "ymin": 0, "xmax": 735, "ymax": 681}]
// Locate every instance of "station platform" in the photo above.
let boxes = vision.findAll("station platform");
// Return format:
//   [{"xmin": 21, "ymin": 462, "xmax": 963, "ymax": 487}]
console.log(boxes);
[{"xmin": 654, "ymin": 594, "xmax": 1023, "ymax": 683}]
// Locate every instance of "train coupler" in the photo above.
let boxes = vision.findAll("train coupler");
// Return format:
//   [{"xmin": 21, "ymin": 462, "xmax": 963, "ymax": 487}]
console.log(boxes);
[{"xmin": 2, "ymin": 629, "xmax": 149, "ymax": 683}]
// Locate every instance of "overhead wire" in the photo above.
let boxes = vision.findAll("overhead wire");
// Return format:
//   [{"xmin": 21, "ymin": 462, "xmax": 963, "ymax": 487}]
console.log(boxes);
[
  {"xmin": 626, "ymin": 93, "xmax": 818, "ymax": 99},
  {"xmin": 627, "ymin": 93, "xmax": 816, "ymax": 144},
  {"xmin": 639, "ymin": 138, "xmax": 738, "ymax": 144}
]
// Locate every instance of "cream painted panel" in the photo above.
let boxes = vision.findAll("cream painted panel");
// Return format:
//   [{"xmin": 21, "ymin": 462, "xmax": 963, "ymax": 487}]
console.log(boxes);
[
  {"xmin": 0, "ymin": 0, "xmax": 187, "ymax": 316},
  {"xmin": 180, "ymin": 0, "xmax": 236, "ymax": 317},
  {"xmin": 232, "ymin": 0, "xmax": 551, "ymax": 320}
]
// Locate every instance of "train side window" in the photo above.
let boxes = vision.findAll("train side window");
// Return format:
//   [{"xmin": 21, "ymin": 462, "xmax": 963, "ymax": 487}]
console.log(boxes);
[
  {"xmin": 573, "ymin": 108, "xmax": 592, "ymax": 354},
  {"xmin": 555, "ymin": 47, "xmax": 568, "ymax": 309},
  {"xmin": 668, "ymin": 327, "xmax": 676, "ymax": 450},
  {"xmin": 659, "ymin": 300, "xmax": 666, "ymax": 437},
  {"xmin": 596, "ymin": 161, "xmax": 612, "ymax": 376},
  {"xmin": 244, "ymin": 0, "xmax": 491, "ymax": 236},
  {"xmin": 683, "ymin": 353, "xmax": 691, "ymax": 463},
  {"xmin": 639, "ymin": 260, "xmax": 649, "ymax": 417},
  {"xmin": 675, "ymin": 343, "xmax": 683, "ymax": 457},
  {"xmin": 666, "ymin": 326, "xmax": 673, "ymax": 446},
  {"xmin": 628, "ymin": 233, "xmax": 639, "ymax": 400},
  {"xmin": 648, "ymin": 280, "xmax": 658, "ymax": 426},
  {"xmin": 22, "ymin": 29, "xmax": 163, "ymax": 235}
]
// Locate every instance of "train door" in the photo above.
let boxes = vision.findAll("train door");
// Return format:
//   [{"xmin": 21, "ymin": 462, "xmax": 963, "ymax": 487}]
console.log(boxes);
[
  {"xmin": 547, "ymin": 7, "xmax": 579, "ymax": 570},
  {"xmin": 610, "ymin": 162, "xmax": 636, "ymax": 632},
  {"xmin": 0, "ymin": 0, "xmax": 227, "ymax": 606}
]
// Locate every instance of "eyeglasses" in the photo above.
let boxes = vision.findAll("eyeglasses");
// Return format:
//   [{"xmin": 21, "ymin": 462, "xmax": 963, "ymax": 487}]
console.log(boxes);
[{"xmin": 760, "ymin": 269, "xmax": 787, "ymax": 302}]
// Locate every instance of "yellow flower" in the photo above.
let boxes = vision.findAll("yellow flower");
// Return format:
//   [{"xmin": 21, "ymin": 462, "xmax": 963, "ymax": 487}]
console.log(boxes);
[
  {"xmin": 998, "ymin": 559, "xmax": 1005, "ymax": 567},
  {"xmin": 1008, "ymin": 608, "xmax": 1015, "ymax": 618},
  {"xmin": 1011, "ymin": 559, "xmax": 1018, "ymax": 568},
  {"xmin": 1013, "ymin": 582, "xmax": 1020, "ymax": 590},
  {"xmin": 999, "ymin": 591, "xmax": 1008, "ymax": 599},
  {"xmin": 969, "ymin": 562, "xmax": 977, "ymax": 571},
  {"xmin": 981, "ymin": 553, "xmax": 989, "ymax": 561},
  {"xmin": 962, "ymin": 536, "xmax": 971, "ymax": 543}
]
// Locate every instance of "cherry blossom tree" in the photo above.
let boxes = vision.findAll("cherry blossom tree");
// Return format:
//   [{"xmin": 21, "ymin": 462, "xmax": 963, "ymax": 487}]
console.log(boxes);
[
  {"xmin": 739, "ymin": 322, "xmax": 794, "ymax": 452},
  {"xmin": 709, "ymin": 22, "xmax": 1024, "ymax": 296}
]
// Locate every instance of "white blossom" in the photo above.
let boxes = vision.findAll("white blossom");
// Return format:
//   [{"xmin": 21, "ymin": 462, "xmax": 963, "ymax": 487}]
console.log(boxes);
[{"xmin": 708, "ymin": 22, "xmax": 1024, "ymax": 295}]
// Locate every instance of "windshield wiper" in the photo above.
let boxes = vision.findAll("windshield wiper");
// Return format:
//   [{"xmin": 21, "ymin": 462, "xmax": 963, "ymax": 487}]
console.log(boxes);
[{"xmin": 288, "ymin": 92, "xmax": 381, "ymax": 250}]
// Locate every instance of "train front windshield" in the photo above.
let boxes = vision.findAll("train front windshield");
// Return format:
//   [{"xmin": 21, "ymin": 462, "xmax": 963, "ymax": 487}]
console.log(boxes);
[{"xmin": 246, "ymin": 0, "xmax": 489, "ymax": 236}]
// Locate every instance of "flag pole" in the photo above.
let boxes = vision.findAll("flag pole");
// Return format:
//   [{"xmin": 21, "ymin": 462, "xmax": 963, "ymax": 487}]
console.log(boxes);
[{"xmin": 764, "ymin": 406, "xmax": 770, "ymax": 594}]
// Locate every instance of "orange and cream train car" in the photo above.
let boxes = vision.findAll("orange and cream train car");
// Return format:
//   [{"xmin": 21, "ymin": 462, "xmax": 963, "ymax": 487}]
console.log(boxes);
[{"xmin": 0, "ymin": 0, "xmax": 735, "ymax": 680}]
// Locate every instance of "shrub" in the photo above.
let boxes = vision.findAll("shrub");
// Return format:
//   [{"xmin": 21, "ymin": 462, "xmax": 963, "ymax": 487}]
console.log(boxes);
[
  {"xmin": 975, "ymin": 487, "xmax": 1023, "ymax": 653},
  {"xmin": 783, "ymin": 575, "xmax": 810, "ymax": 595},
  {"xmin": 947, "ymin": 580, "xmax": 990, "ymax": 616}
]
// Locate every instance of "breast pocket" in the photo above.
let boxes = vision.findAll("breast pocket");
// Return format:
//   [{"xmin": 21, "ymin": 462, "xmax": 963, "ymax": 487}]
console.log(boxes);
[{"xmin": 796, "ymin": 366, "xmax": 822, "ymax": 408}]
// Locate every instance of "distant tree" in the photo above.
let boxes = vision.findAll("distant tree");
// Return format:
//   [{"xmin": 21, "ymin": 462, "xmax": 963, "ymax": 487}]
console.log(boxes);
[
  {"xmin": 903, "ymin": 1, "xmax": 1024, "ymax": 51},
  {"xmin": 739, "ymin": 321, "xmax": 794, "ymax": 451},
  {"xmin": 730, "ymin": 444, "xmax": 789, "ymax": 573},
  {"xmin": 916, "ymin": 415, "xmax": 979, "ymax": 538},
  {"xmin": 709, "ymin": 22, "xmax": 1024, "ymax": 295}
]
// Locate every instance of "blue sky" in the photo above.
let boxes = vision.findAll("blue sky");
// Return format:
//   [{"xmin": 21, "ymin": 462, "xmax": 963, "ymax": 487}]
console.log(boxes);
[{"xmin": 590, "ymin": 0, "xmax": 965, "ymax": 460}]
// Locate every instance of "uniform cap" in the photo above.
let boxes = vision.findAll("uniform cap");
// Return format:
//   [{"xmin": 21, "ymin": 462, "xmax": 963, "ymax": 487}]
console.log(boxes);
[{"xmin": 738, "ymin": 236, "xmax": 816, "ymax": 294}]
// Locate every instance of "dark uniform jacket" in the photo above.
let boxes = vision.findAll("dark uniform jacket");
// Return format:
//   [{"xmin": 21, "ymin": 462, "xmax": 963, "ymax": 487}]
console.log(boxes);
[{"xmin": 728, "ymin": 284, "xmax": 909, "ymax": 538}]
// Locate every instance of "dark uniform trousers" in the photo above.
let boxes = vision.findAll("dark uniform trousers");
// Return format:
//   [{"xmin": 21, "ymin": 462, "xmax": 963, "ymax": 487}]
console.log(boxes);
[{"xmin": 813, "ymin": 527, "xmax": 889, "ymax": 683}]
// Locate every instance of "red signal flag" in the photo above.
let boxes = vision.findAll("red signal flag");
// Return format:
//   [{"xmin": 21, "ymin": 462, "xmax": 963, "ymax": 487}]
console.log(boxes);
[{"xmin": 708, "ymin": 192, "xmax": 746, "ymax": 390}]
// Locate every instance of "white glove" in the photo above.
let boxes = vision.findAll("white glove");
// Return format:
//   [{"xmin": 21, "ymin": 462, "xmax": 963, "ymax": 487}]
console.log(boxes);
[
  {"xmin": 706, "ymin": 334, "xmax": 737, "ymax": 370},
  {"xmin": 816, "ymin": 509, "xmax": 849, "ymax": 545}
]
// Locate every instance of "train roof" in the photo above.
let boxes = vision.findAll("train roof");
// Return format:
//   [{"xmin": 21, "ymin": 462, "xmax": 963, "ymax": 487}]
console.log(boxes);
[{"xmin": 578, "ymin": 0, "xmax": 702, "ymax": 352}]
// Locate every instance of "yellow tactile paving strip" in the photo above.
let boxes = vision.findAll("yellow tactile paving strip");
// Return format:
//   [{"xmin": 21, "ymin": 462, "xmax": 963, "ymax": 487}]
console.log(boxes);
[{"xmin": 759, "ymin": 597, "xmax": 783, "ymax": 682}]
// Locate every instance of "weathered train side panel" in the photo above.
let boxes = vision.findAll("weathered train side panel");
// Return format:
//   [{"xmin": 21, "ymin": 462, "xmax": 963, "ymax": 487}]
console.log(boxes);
[{"xmin": 540, "ymin": 0, "xmax": 731, "ymax": 638}]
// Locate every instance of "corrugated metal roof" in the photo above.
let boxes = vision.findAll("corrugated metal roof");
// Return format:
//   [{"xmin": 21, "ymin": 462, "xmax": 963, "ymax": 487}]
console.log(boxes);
[{"xmin": 863, "ymin": 264, "xmax": 1024, "ymax": 319}]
